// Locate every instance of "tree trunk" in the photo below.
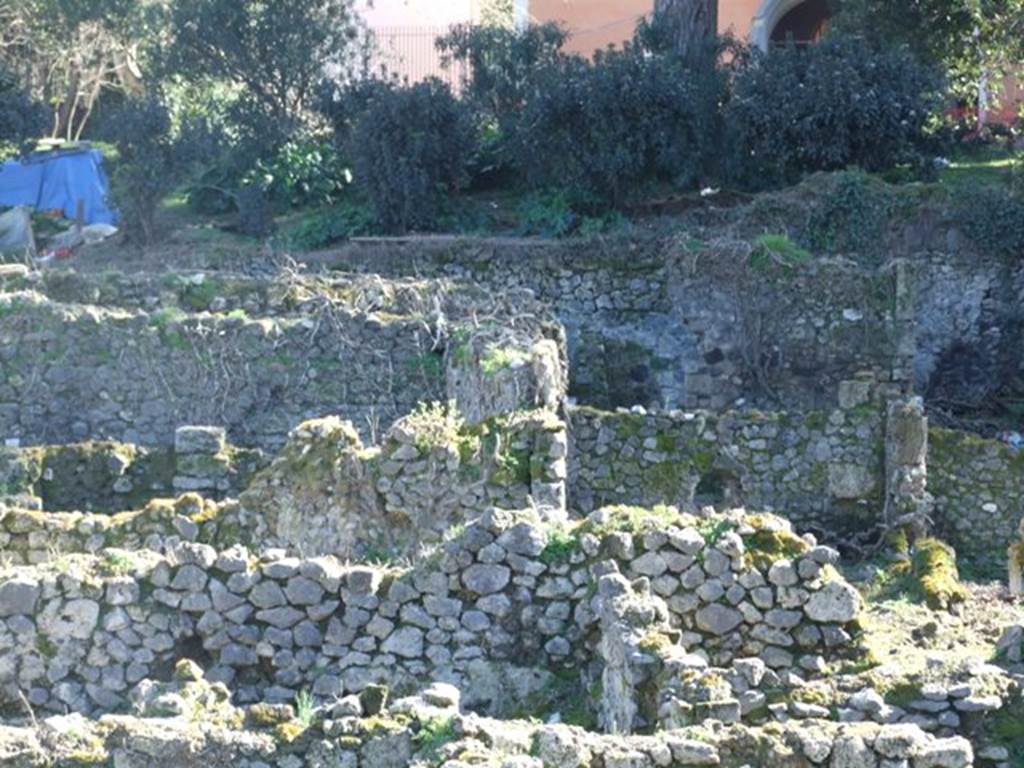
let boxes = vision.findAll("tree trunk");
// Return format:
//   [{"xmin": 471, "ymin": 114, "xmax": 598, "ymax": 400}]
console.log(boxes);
[{"xmin": 653, "ymin": 0, "xmax": 718, "ymax": 66}]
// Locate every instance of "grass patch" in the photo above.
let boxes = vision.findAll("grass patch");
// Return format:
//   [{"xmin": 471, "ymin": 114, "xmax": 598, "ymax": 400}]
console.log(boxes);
[
  {"xmin": 412, "ymin": 716, "xmax": 457, "ymax": 762},
  {"xmin": 988, "ymin": 696, "xmax": 1024, "ymax": 768},
  {"xmin": 295, "ymin": 689, "xmax": 316, "ymax": 727},
  {"xmin": 750, "ymin": 233, "xmax": 812, "ymax": 271},
  {"xmin": 539, "ymin": 525, "xmax": 580, "ymax": 565},
  {"xmin": 580, "ymin": 504, "xmax": 689, "ymax": 538},
  {"xmin": 740, "ymin": 514, "xmax": 810, "ymax": 572},
  {"xmin": 100, "ymin": 550, "xmax": 133, "ymax": 576},
  {"xmin": 479, "ymin": 346, "xmax": 530, "ymax": 377}
]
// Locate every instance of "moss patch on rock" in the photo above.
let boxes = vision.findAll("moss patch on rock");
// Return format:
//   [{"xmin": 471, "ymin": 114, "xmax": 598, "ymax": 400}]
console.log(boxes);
[{"xmin": 911, "ymin": 538, "xmax": 969, "ymax": 611}]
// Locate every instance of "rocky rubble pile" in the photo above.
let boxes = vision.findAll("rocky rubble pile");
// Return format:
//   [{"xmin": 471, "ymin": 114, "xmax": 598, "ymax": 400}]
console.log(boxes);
[{"xmin": 0, "ymin": 667, "xmax": 977, "ymax": 768}]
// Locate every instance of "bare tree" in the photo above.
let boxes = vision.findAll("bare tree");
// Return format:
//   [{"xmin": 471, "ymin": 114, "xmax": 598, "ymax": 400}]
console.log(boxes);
[
  {"xmin": 653, "ymin": 0, "xmax": 718, "ymax": 66},
  {"xmin": 0, "ymin": 0, "xmax": 146, "ymax": 141}
]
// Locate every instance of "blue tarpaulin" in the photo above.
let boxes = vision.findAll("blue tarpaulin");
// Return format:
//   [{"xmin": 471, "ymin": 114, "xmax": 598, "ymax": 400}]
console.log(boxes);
[{"xmin": 0, "ymin": 148, "xmax": 117, "ymax": 225}]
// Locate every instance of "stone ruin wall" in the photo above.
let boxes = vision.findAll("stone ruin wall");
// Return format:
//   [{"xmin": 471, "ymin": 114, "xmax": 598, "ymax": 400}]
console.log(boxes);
[
  {"xmin": 0, "ymin": 426, "xmax": 266, "ymax": 514},
  {"xmin": 326, "ymin": 240, "xmax": 1024, "ymax": 414},
  {"xmin": 3, "ymin": 390, "xmax": 1018, "ymax": 566},
  {"xmin": 0, "ymin": 272, "xmax": 564, "ymax": 452},
  {"xmin": 0, "ymin": 241, "xmax": 1021, "ymax": 568},
  {"xmin": 928, "ymin": 427, "xmax": 1024, "ymax": 563},
  {"xmin": 0, "ymin": 507, "xmax": 862, "ymax": 722},
  {"xmin": 0, "ymin": 239, "xmax": 1015, "ymax": 767},
  {"xmin": 2, "ymin": 237, "xmax": 1021, "ymax": 451},
  {"xmin": 326, "ymin": 239, "xmax": 913, "ymax": 412},
  {"xmin": 568, "ymin": 379, "xmax": 886, "ymax": 539}
]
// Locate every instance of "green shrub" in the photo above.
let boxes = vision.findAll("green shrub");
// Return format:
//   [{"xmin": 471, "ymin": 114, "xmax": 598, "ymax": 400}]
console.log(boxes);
[
  {"xmin": 248, "ymin": 139, "xmax": 351, "ymax": 209},
  {"xmin": 956, "ymin": 185, "xmax": 1024, "ymax": 258},
  {"xmin": 803, "ymin": 170, "xmax": 895, "ymax": 257},
  {"xmin": 104, "ymin": 97, "xmax": 216, "ymax": 244},
  {"xmin": 750, "ymin": 234, "xmax": 812, "ymax": 270},
  {"xmin": 412, "ymin": 716, "xmax": 457, "ymax": 761},
  {"xmin": 348, "ymin": 79, "xmax": 474, "ymax": 233},
  {"xmin": 540, "ymin": 525, "xmax": 579, "ymax": 565},
  {"xmin": 164, "ymin": 0, "xmax": 364, "ymax": 149},
  {"xmin": 516, "ymin": 190, "xmax": 578, "ymax": 237},
  {"xmin": 513, "ymin": 43, "xmax": 717, "ymax": 209},
  {"xmin": 436, "ymin": 24, "xmax": 569, "ymax": 187},
  {"xmin": 727, "ymin": 36, "xmax": 941, "ymax": 189},
  {"xmin": 284, "ymin": 201, "xmax": 375, "ymax": 250}
]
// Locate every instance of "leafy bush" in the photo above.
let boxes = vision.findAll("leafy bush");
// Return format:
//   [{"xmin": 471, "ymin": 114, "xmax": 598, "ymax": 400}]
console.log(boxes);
[
  {"xmin": 0, "ymin": 69, "xmax": 46, "ymax": 157},
  {"xmin": 803, "ymin": 170, "xmax": 895, "ymax": 257},
  {"xmin": 348, "ymin": 79, "xmax": 473, "ymax": 233},
  {"xmin": 516, "ymin": 191, "xmax": 578, "ymax": 237},
  {"xmin": 284, "ymin": 201, "xmax": 375, "ymax": 250},
  {"xmin": 727, "ymin": 36, "xmax": 942, "ymax": 189},
  {"xmin": 750, "ymin": 234, "xmax": 812, "ymax": 270},
  {"xmin": 247, "ymin": 140, "xmax": 351, "ymax": 210},
  {"xmin": 105, "ymin": 96, "xmax": 220, "ymax": 244},
  {"xmin": 316, "ymin": 77, "xmax": 397, "ymax": 150},
  {"xmin": 512, "ymin": 44, "xmax": 716, "ymax": 209},
  {"xmin": 956, "ymin": 185, "xmax": 1024, "ymax": 258}
]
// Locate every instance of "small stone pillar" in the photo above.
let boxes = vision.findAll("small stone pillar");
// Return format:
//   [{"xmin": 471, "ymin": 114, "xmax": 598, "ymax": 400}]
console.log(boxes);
[
  {"xmin": 1008, "ymin": 519, "xmax": 1024, "ymax": 596},
  {"xmin": 592, "ymin": 564, "xmax": 672, "ymax": 734},
  {"xmin": 531, "ymin": 419, "xmax": 568, "ymax": 523},
  {"xmin": 173, "ymin": 425, "xmax": 230, "ymax": 493},
  {"xmin": 884, "ymin": 397, "xmax": 933, "ymax": 541}
]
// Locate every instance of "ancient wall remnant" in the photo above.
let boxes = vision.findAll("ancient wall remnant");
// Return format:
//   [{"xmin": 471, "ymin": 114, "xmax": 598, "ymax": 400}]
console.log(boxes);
[
  {"xmin": 238, "ymin": 409, "xmax": 568, "ymax": 560},
  {"xmin": 328, "ymin": 238, "xmax": 917, "ymax": 413},
  {"xmin": 929, "ymin": 427, "xmax": 1024, "ymax": 564},
  {"xmin": 568, "ymin": 393, "xmax": 885, "ymax": 539},
  {"xmin": 0, "ymin": 429, "xmax": 263, "ymax": 514},
  {"xmin": 0, "ymin": 282, "xmax": 562, "ymax": 451},
  {"xmin": 0, "ymin": 506, "xmax": 862, "ymax": 720}
]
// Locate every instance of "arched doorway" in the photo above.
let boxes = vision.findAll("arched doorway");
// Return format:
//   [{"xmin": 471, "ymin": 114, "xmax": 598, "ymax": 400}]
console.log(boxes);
[
  {"xmin": 770, "ymin": 0, "xmax": 831, "ymax": 46},
  {"xmin": 750, "ymin": 0, "xmax": 833, "ymax": 52}
]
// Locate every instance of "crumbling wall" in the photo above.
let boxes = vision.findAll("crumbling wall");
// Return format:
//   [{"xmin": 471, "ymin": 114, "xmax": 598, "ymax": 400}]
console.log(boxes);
[
  {"xmin": 0, "ymin": 701, "xmax": 976, "ymax": 768},
  {"xmin": 0, "ymin": 430, "xmax": 264, "ymax": 513},
  {"xmin": 0, "ymin": 291, "xmax": 445, "ymax": 449},
  {"xmin": 569, "ymin": 391, "xmax": 885, "ymax": 538},
  {"xmin": 238, "ymin": 409, "xmax": 568, "ymax": 560},
  {"xmin": 929, "ymin": 427, "xmax": 1024, "ymax": 564},
  {"xmin": 0, "ymin": 287, "xmax": 562, "ymax": 450},
  {"xmin": 0, "ymin": 507, "xmax": 862, "ymax": 719},
  {"xmin": 328, "ymin": 239, "xmax": 909, "ymax": 412}
]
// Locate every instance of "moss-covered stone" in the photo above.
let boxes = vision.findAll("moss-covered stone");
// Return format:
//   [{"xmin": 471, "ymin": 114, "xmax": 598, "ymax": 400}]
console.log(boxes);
[{"xmin": 911, "ymin": 538, "xmax": 969, "ymax": 611}]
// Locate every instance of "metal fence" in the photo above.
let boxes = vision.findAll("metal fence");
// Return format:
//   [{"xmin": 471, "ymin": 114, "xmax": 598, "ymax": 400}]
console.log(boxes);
[{"xmin": 370, "ymin": 26, "xmax": 470, "ymax": 91}]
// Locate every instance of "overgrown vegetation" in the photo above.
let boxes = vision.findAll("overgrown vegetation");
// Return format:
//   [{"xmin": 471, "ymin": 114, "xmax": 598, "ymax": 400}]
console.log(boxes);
[
  {"xmin": 0, "ymin": 67, "xmax": 46, "ymax": 158},
  {"xmin": 347, "ymin": 79, "xmax": 474, "ymax": 233},
  {"xmin": 802, "ymin": 171, "xmax": 895, "ymax": 259},
  {"xmin": 540, "ymin": 525, "xmax": 579, "ymax": 565},
  {"xmin": 911, "ymin": 538, "xmax": 970, "ymax": 611},
  {"xmin": 411, "ymin": 716, "xmax": 457, "ymax": 762},
  {"xmin": 955, "ymin": 185, "xmax": 1024, "ymax": 258},
  {"xmin": 103, "ymin": 96, "xmax": 215, "ymax": 245},
  {"xmin": 2, "ymin": 2, "xmax": 1022, "ymax": 251},
  {"xmin": 511, "ymin": 40, "xmax": 719, "ymax": 210},
  {"xmin": 726, "ymin": 36, "xmax": 942, "ymax": 189}
]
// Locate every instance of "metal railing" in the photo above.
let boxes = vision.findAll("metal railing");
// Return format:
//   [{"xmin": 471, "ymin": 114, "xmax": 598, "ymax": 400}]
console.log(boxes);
[{"xmin": 370, "ymin": 26, "xmax": 471, "ymax": 90}]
